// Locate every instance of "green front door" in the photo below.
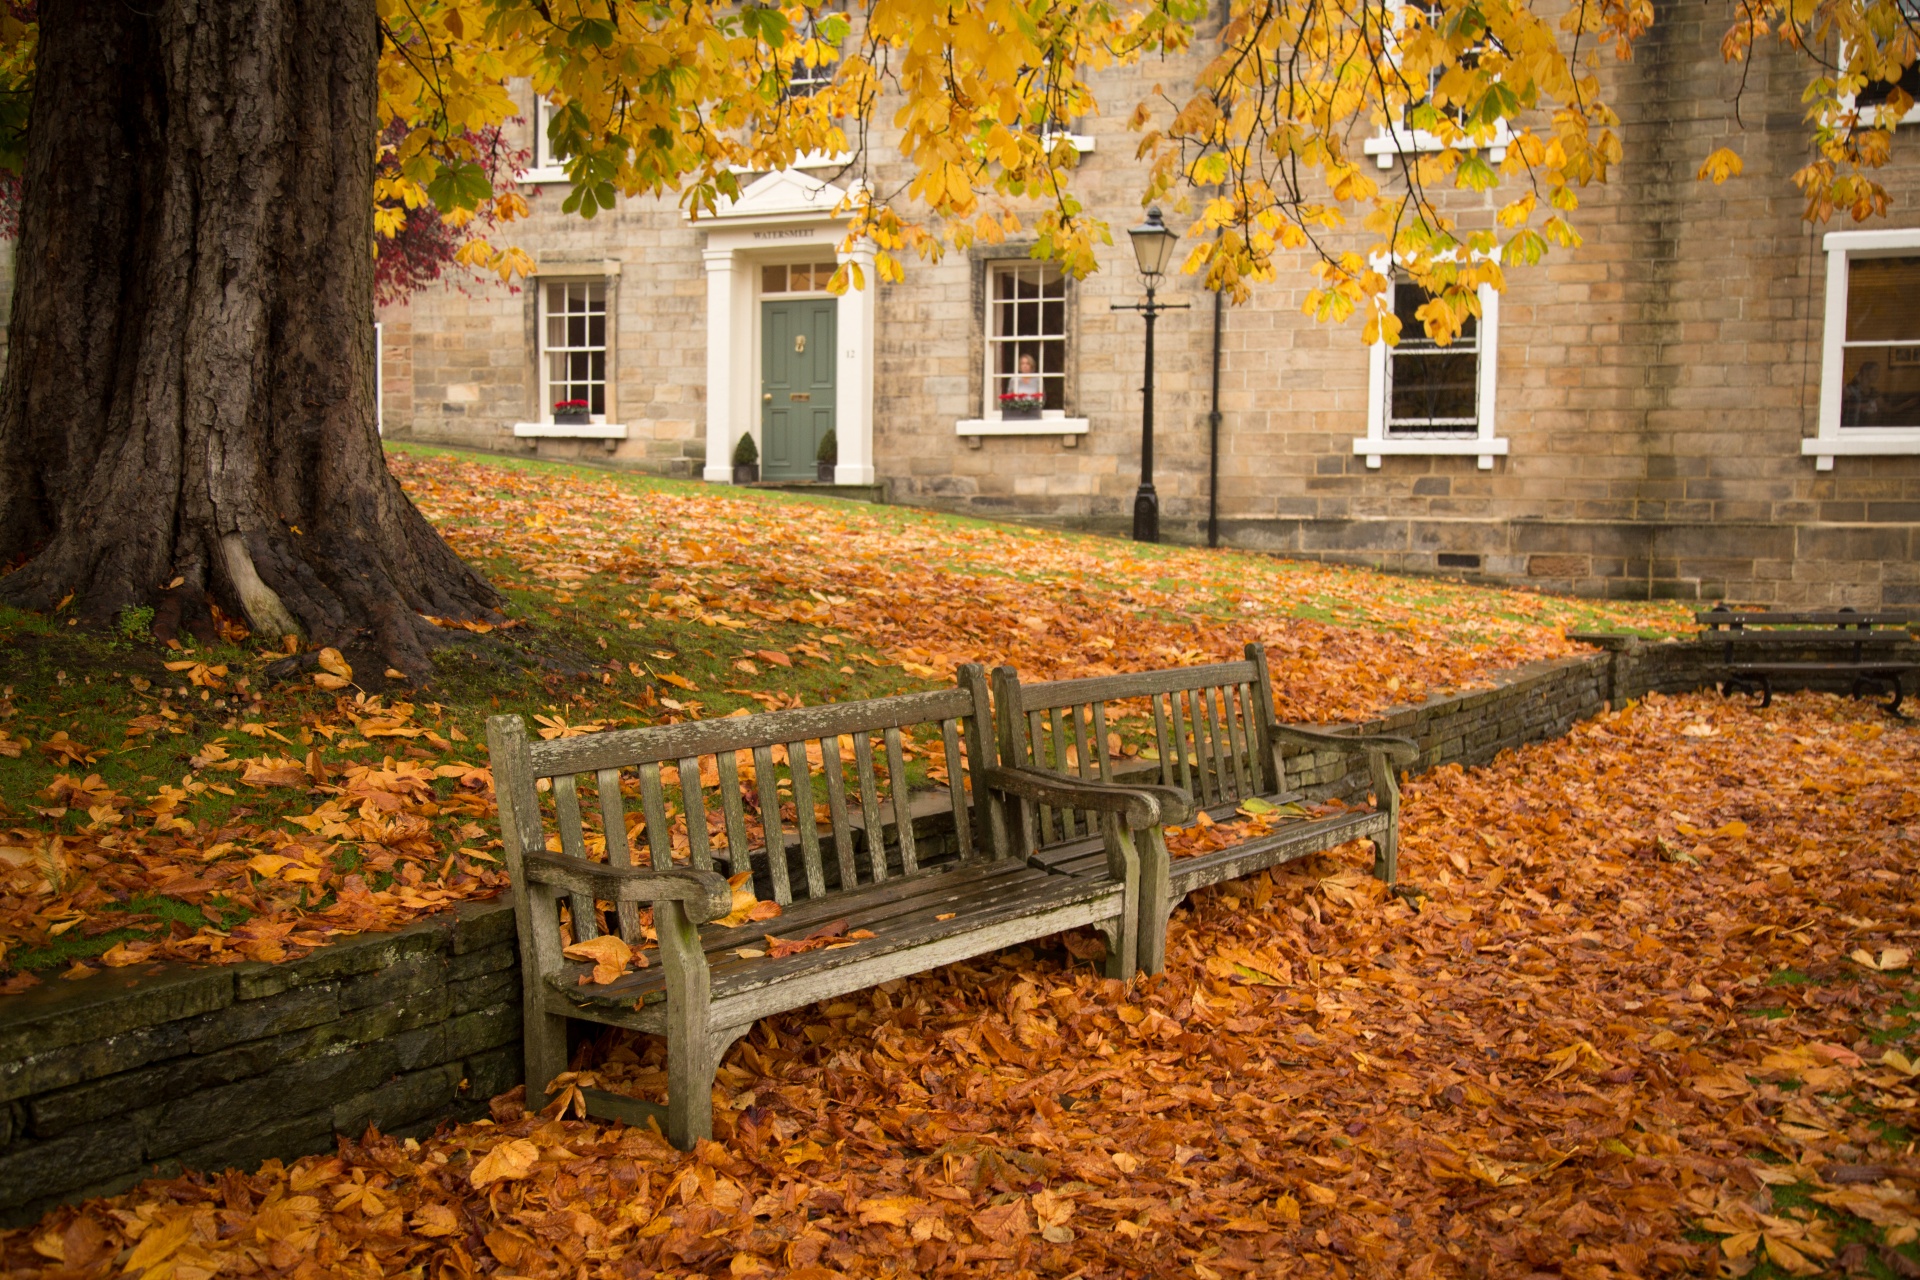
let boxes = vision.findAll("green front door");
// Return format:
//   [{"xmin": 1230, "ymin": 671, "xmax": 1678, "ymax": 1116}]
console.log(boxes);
[{"xmin": 761, "ymin": 300, "xmax": 837, "ymax": 480}]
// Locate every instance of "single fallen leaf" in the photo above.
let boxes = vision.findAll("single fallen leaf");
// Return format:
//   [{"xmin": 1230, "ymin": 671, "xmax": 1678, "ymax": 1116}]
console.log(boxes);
[
  {"xmin": 312, "ymin": 647, "xmax": 353, "ymax": 690},
  {"xmin": 563, "ymin": 934, "xmax": 635, "ymax": 985},
  {"xmin": 468, "ymin": 1138, "xmax": 541, "ymax": 1188}
]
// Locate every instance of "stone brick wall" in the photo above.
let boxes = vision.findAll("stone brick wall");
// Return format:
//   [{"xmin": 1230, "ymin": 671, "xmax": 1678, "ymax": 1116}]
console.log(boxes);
[
  {"xmin": 0, "ymin": 901, "xmax": 521, "ymax": 1227},
  {"xmin": 376, "ymin": 19, "xmax": 1920, "ymax": 605}
]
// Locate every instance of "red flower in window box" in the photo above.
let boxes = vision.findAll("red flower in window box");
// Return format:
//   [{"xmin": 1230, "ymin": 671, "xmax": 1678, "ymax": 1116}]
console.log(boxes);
[
  {"xmin": 552, "ymin": 399, "xmax": 590, "ymax": 424},
  {"xmin": 998, "ymin": 392, "xmax": 1044, "ymax": 420}
]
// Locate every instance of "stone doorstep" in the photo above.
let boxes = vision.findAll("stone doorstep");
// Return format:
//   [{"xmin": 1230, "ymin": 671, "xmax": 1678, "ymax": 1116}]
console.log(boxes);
[{"xmin": 742, "ymin": 480, "xmax": 889, "ymax": 505}]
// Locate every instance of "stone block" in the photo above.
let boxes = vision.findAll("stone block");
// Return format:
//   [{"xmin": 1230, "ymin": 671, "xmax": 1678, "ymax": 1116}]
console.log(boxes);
[
  {"xmin": 0, "ymin": 1112, "xmax": 151, "ymax": 1212},
  {"xmin": 0, "ymin": 965, "xmax": 234, "ymax": 1066},
  {"xmin": 145, "ymin": 1038, "xmax": 405, "ymax": 1159},
  {"xmin": 463, "ymin": 1045, "xmax": 524, "ymax": 1102},
  {"xmin": 173, "ymin": 1110, "xmax": 336, "ymax": 1180},
  {"xmin": 448, "ymin": 942, "xmax": 517, "ymax": 984},
  {"xmin": 338, "ymin": 952, "xmax": 448, "ymax": 1013},
  {"xmin": 234, "ymin": 922, "xmax": 447, "ymax": 1000},
  {"xmin": 331, "ymin": 1064, "xmax": 465, "ymax": 1138},
  {"xmin": 26, "ymin": 1032, "xmax": 286, "ymax": 1138},
  {"xmin": 0, "ymin": 1018, "xmax": 191, "ymax": 1105},
  {"xmin": 445, "ymin": 1004, "xmax": 523, "ymax": 1060},
  {"xmin": 451, "ymin": 969, "xmax": 519, "ymax": 1017},
  {"xmin": 187, "ymin": 982, "xmax": 341, "ymax": 1055}
]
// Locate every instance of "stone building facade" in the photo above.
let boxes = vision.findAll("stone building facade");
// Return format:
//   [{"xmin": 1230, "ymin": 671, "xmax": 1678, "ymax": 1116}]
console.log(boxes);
[{"xmin": 377, "ymin": 14, "xmax": 1920, "ymax": 605}]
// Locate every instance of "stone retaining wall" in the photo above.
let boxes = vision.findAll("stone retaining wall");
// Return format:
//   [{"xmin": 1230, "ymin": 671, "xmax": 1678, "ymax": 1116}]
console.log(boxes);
[
  {"xmin": 3, "ymin": 639, "xmax": 1908, "ymax": 1223},
  {"xmin": 0, "ymin": 902, "xmax": 522, "ymax": 1225}
]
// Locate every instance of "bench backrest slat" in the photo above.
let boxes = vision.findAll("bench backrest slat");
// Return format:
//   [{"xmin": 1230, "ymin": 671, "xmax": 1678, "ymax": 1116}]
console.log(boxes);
[
  {"xmin": 489, "ymin": 667, "xmax": 997, "ymax": 953},
  {"xmin": 941, "ymin": 718, "xmax": 974, "ymax": 861},
  {"xmin": 1697, "ymin": 608, "xmax": 1915, "ymax": 628},
  {"xmin": 597, "ymin": 766, "xmax": 642, "ymax": 939},
  {"xmin": 784, "ymin": 743, "xmax": 827, "ymax": 898},
  {"xmin": 715, "ymin": 750, "xmax": 751, "ymax": 873},
  {"xmin": 884, "ymin": 727, "xmax": 919, "ymax": 876},
  {"xmin": 818, "ymin": 736, "xmax": 860, "ymax": 886},
  {"xmin": 750, "ymin": 744, "xmax": 791, "ymax": 903},
  {"xmin": 994, "ymin": 647, "xmax": 1284, "ymax": 849},
  {"xmin": 550, "ymin": 773, "xmax": 599, "ymax": 941}
]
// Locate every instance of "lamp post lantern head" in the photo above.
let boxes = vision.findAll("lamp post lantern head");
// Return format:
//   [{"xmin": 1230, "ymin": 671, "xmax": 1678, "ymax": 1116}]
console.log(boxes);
[{"xmin": 1127, "ymin": 206, "xmax": 1178, "ymax": 282}]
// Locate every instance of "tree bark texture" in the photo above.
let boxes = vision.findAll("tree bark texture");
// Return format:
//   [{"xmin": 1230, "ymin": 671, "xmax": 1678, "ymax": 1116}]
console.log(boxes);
[{"xmin": 0, "ymin": 0, "xmax": 500, "ymax": 672}]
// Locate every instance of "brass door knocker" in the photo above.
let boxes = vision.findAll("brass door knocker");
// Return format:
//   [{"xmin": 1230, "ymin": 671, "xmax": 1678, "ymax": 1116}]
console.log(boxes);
[{"xmin": 794, "ymin": 333, "xmax": 807, "ymax": 354}]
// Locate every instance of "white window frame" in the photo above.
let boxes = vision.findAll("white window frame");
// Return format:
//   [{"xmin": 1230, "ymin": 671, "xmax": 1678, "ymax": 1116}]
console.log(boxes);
[
  {"xmin": 514, "ymin": 276, "xmax": 627, "ymax": 441},
  {"xmin": 1805, "ymin": 226, "xmax": 1920, "ymax": 469},
  {"xmin": 955, "ymin": 261, "xmax": 1089, "ymax": 438},
  {"xmin": 1364, "ymin": 0, "xmax": 1512, "ymax": 168},
  {"xmin": 1355, "ymin": 267, "xmax": 1508, "ymax": 468},
  {"xmin": 518, "ymin": 96, "xmax": 569, "ymax": 184}
]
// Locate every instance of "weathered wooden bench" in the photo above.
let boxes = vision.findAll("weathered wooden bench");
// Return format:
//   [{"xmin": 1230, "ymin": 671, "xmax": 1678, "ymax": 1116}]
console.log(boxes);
[
  {"xmin": 991, "ymin": 642, "xmax": 1417, "ymax": 974},
  {"xmin": 1701, "ymin": 606, "xmax": 1918, "ymax": 715},
  {"xmin": 486, "ymin": 665, "xmax": 1164, "ymax": 1148}
]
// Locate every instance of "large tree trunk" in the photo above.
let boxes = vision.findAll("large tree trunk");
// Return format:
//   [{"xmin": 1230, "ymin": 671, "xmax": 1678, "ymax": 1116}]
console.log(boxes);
[{"xmin": 0, "ymin": 0, "xmax": 499, "ymax": 674}]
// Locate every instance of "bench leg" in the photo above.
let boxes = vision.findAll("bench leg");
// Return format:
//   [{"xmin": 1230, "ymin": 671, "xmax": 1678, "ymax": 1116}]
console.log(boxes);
[
  {"xmin": 1134, "ymin": 827, "xmax": 1173, "ymax": 977},
  {"xmin": 524, "ymin": 1007, "xmax": 570, "ymax": 1112},
  {"xmin": 1368, "ymin": 752, "xmax": 1401, "ymax": 886},
  {"xmin": 1097, "ymin": 813, "xmax": 1141, "ymax": 978}
]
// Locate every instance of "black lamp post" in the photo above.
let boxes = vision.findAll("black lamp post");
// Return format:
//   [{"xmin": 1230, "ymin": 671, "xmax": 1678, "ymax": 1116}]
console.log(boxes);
[{"xmin": 1113, "ymin": 207, "xmax": 1188, "ymax": 543}]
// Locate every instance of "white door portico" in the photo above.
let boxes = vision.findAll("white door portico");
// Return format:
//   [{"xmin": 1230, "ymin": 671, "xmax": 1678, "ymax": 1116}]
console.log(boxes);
[{"xmin": 697, "ymin": 170, "xmax": 876, "ymax": 485}]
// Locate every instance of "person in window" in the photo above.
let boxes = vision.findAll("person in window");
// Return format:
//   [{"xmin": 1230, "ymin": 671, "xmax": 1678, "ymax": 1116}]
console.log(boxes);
[
  {"xmin": 1008, "ymin": 353, "xmax": 1043, "ymax": 398},
  {"xmin": 1843, "ymin": 360, "xmax": 1883, "ymax": 427}
]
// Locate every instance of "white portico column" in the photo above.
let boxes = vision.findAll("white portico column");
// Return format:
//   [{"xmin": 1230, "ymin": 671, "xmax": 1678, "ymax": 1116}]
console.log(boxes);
[
  {"xmin": 702, "ymin": 248, "xmax": 739, "ymax": 482},
  {"xmin": 834, "ymin": 240, "xmax": 877, "ymax": 485}
]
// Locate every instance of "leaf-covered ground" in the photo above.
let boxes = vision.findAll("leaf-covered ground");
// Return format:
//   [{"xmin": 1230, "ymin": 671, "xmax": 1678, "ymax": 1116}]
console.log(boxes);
[
  {"xmin": 5, "ymin": 690, "xmax": 1918, "ymax": 1279},
  {"xmin": 0, "ymin": 446, "xmax": 1686, "ymax": 979}
]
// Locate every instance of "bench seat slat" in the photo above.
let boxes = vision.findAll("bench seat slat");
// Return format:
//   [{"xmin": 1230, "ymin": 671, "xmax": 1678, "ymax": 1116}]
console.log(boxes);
[
  {"xmin": 554, "ymin": 859, "xmax": 1123, "ymax": 1012},
  {"xmin": 1729, "ymin": 661, "xmax": 1918, "ymax": 674}
]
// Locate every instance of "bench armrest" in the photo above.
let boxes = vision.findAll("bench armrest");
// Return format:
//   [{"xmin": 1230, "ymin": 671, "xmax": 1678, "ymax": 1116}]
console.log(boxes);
[
  {"xmin": 982, "ymin": 765, "xmax": 1166, "ymax": 830},
  {"xmin": 522, "ymin": 851, "xmax": 734, "ymax": 924},
  {"xmin": 1270, "ymin": 724, "xmax": 1419, "ymax": 765}
]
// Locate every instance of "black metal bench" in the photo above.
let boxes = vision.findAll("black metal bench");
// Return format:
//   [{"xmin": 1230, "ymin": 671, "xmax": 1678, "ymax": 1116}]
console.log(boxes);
[{"xmin": 1701, "ymin": 606, "xmax": 1919, "ymax": 715}]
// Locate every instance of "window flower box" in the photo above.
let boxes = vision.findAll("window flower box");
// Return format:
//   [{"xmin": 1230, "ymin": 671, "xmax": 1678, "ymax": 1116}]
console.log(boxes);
[
  {"xmin": 553, "ymin": 399, "xmax": 591, "ymax": 425},
  {"xmin": 998, "ymin": 393, "xmax": 1044, "ymax": 421}
]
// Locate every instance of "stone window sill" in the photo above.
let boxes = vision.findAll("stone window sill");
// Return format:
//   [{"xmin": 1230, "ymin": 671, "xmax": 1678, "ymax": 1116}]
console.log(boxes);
[
  {"xmin": 516, "ymin": 165, "xmax": 570, "ymax": 185},
  {"xmin": 1363, "ymin": 122, "xmax": 1512, "ymax": 169},
  {"xmin": 514, "ymin": 421, "xmax": 628, "ymax": 439},
  {"xmin": 1353, "ymin": 435, "xmax": 1509, "ymax": 469},
  {"xmin": 1803, "ymin": 429, "xmax": 1920, "ymax": 470},
  {"xmin": 957, "ymin": 416, "xmax": 1089, "ymax": 437}
]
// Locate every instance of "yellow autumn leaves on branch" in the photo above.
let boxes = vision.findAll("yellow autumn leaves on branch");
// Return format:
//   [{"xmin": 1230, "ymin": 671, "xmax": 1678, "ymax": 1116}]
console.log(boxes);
[{"xmin": 0, "ymin": 0, "xmax": 1912, "ymax": 341}]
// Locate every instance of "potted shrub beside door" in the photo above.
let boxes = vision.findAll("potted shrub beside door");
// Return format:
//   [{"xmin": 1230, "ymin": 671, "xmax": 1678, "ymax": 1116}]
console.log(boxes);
[
  {"xmin": 816, "ymin": 428, "xmax": 837, "ymax": 483},
  {"xmin": 732, "ymin": 433, "xmax": 760, "ymax": 485}
]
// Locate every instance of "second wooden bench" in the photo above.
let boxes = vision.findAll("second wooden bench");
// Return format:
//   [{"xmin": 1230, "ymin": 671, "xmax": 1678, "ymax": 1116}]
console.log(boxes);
[{"xmin": 990, "ymin": 642, "xmax": 1417, "ymax": 974}]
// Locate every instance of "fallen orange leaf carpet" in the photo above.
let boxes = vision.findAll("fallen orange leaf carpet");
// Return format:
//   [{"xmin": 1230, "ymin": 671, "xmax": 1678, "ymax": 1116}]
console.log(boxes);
[{"xmin": 5, "ymin": 690, "xmax": 1916, "ymax": 1277}]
